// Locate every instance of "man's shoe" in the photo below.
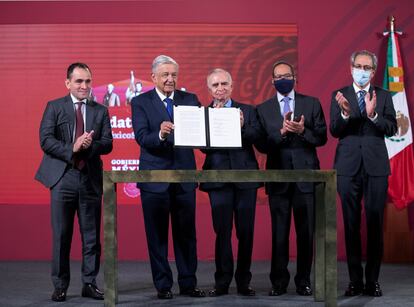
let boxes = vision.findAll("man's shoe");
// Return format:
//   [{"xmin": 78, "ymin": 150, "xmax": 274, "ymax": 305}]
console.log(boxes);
[
  {"xmin": 51, "ymin": 288, "xmax": 66, "ymax": 302},
  {"xmin": 269, "ymin": 285, "xmax": 287, "ymax": 296},
  {"xmin": 296, "ymin": 285, "xmax": 313, "ymax": 296},
  {"xmin": 344, "ymin": 282, "xmax": 364, "ymax": 296},
  {"xmin": 180, "ymin": 287, "xmax": 206, "ymax": 297},
  {"xmin": 364, "ymin": 282, "xmax": 382, "ymax": 297},
  {"xmin": 237, "ymin": 286, "xmax": 256, "ymax": 296},
  {"xmin": 157, "ymin": 290, "xmax": 173, "ymax": 299},
  {"xmin": 81, "ymin": 284, "xmax": 104, "ymax": 300},
  {"xmin": 208, "ymin": 288, "xmax": 229, "ymax": 296}
]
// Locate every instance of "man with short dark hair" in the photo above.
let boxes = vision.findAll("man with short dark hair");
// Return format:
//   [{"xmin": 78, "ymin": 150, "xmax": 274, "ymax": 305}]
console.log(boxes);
[
  {"xmin": 131, "ymin": 55, "xmax": 205, "ymax": 299},
  {"xmin": 330, "ymin": 50, "xmax": 397, "ymax": 297},
  {"xmin": 257, "ymin": 60, "xmax": 327, "ymax": 297},
  {"xmin": 35, "ymin": 62, "xmax": 113, "ymax": 302}
]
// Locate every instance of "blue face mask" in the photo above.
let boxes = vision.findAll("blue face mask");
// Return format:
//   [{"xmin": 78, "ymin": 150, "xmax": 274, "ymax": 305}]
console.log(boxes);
[
  {"xmin": 273, "ymin": 79, "xmax": 295, "ymax": 95},
  {"xmin": 352, "ymin": 68, "xmax": 371, "ymax": 87}
]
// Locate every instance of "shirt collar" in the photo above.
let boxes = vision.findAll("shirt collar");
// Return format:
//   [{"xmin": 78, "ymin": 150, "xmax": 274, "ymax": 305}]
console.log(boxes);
[
  {"xmin": 353, "ymin": 82, "xmax": 370, "ymax": 94},
  {"xmin": 276, "ymin": 90, "xmax": 295, "ymax": 102},
  {"xmin": 212, "ymin": 98, "xmax": 232, "ymax": 108},
  {"xmin": 155, "ymin": 87, "xmax": 175, "ymax": 101},
  {"xmin": 70, "ymin": 94, "xmax": 87, "ymax": 104}
]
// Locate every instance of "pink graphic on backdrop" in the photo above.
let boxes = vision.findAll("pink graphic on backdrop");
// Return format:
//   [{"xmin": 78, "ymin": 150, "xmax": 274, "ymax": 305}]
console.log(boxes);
[{"xmin": 123, "ymin": 183, "xmax": 140, "ymax": 198}]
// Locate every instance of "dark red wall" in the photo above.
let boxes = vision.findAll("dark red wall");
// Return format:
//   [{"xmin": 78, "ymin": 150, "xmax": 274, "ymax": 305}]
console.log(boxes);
[{"xmin": 1, "ymin": 0, "xmax": 413, "ymax": 260}]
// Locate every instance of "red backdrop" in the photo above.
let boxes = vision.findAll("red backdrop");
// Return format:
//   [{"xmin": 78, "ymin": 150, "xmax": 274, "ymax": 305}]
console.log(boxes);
[{"xmin": 0, "ymin": 0, "xmax": 413, "ymax": 261}]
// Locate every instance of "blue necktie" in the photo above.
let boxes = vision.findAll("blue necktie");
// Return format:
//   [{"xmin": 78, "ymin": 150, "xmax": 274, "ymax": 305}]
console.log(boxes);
[
  {"xmin": 358, "ymin": 90, "xmax": 366, "ymax": 114},
  {"xmin": 282, "ymin": 96, "xmax": 291, "ymax": 115},
  {"xmin": 164, "ymin": 97, "xmax": 173, "ymax": 119}
]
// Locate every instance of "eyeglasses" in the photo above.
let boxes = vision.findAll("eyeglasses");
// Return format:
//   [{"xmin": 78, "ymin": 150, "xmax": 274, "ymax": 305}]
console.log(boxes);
[
  {"xmin": 273, "ymin": 73, "xmax": 294, "ymax": 80},
  {"xmin": 353, "ymin": 64, "xmax": 374, "ymax": 71}
]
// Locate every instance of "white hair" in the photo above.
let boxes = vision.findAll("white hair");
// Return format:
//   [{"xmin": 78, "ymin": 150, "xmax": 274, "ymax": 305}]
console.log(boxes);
[
  {"xmin": 152, "ymin": 55, "xmax": 179, "ymax": 74},
  {"xmin": 206, "ymin": 68, "xmax": 233, "ymax": 87}
]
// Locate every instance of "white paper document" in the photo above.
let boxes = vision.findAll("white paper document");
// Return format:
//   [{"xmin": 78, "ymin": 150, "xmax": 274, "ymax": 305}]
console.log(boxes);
[
  {"xmin": 208, "ymin": 107, "xmax": 242, "ymax": 148},
  {"xmin": 173, "ymin": 105, "xmax": 207, "ymax": 147},
  {"xmin": 173, "ymin": 105, "xmax": 242, "ymax": 148}
]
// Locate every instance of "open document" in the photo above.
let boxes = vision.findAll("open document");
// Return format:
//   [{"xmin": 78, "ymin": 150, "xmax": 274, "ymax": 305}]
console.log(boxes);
[
  {"xmin": 173, "ymin": 105, "xmax": 207, "ymax": 147},
  {"xmin": 208, "ymin": 107, "xmax": 242, "ymax": 147},
  {"xmin": 173, "ymin": 105, "xmax": 242, "ymax": 148}
]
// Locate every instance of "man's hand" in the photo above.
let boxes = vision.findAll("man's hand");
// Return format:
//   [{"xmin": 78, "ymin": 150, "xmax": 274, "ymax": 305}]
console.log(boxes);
[
  {"xmin": 285, "ymin": 115, "xmax": 305, "ymax": 134},
  {"xmin": 365, "ymin": 90, "xmax": 377, "ymax": 118},
  {"xmin": 73, "ymin": 130, "xmax": 94, "ymax": 152},
  {"xmin": 336, "ymin": 91, "xmax": 351, "ymax": 116},
  {"xmin": 280, "ymin": 111, "xmax": 292, "ymax": 136},
  {"xmin": 160, "ymin": 121, "xmax": 174, "ymax": 139}
]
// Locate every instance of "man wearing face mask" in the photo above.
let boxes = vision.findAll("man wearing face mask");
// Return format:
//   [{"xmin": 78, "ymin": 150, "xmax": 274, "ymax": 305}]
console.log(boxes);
[
  {"xmin": 330, "ymin": 50, "xmax": 397, "ymax": 297},
  {"xmin": 256, "ymin": 61, "xmax": 327, "ymax": 297}
]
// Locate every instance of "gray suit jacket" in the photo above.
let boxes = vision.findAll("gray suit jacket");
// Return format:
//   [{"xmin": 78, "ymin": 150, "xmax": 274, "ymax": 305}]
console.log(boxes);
[{"xmin": 35, "ymin": 95, "xmax": 113, "ymax": 194}]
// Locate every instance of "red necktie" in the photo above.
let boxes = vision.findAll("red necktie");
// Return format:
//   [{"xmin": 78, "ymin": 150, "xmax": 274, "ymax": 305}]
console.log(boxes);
[{"xmin": 74, "ymin": 102, "xmax": 85, "ymax": 169}]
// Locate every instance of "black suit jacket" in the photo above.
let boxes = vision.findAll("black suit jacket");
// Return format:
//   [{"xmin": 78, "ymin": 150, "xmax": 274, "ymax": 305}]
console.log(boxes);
[
  {"xmin": 131, "ymin": 89, "xmax": 200, "ymax": 193},
  {"xmin": 35, "ymin": 95, "xmax": 113, "ymax": 194},
  {"xmin": 257, "ymin": 92, "xmax": 327, "ymax": 194},
  {"xmin": 199, "ymin": 101, "xmax": 262, "ymax": 191},
  {"xmin": 330, "ymin": 85, "xmax": 397, "ymax": 176}
]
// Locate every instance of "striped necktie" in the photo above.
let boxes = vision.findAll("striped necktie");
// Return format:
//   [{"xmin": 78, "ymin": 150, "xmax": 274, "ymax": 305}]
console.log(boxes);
[{"xmin": 358, "ymin": 90, "xmax": 366, "ymax": 114}]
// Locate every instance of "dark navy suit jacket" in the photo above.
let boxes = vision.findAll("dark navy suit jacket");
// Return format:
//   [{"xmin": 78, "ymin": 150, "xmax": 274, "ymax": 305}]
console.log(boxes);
[
  {"xmin": 199, "ymin": 100, "xmax": 262, "ymax": 191},
  {"xmin": 330, "ymin": 85, "xmax": 397, "ymax": 176},
  {"xmin": 257, "ymin": 92, "xmax": 327, "ymax": 194},
  {"xmin": 131, "ymin": 88, "xmax": 200, "ymax": 193}
]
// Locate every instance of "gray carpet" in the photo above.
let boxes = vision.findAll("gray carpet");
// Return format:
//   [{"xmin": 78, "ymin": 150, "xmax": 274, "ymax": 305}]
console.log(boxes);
[{"xmin": 0, "ymin": 261, "xmax": 413, "ymax": 306}]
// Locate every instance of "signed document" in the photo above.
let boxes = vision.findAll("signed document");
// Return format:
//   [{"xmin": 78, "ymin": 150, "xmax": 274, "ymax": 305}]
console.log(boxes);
[
  {"xmin": 173, "ymin": 105, "xmax": 242, "ymax": 148},
  {"xmin": 173, "ymin": 105, "xmax": 207, "ymax": 147},
  {"xmin": 208, "ymin": 107, "xmax": 242, "ymax": 148}
]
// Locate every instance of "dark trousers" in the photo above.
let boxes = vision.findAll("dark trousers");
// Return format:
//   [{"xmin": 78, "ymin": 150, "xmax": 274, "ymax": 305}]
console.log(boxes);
[
  {"xmin": 208, "ymin": 185, "xmax": 257, "ymax": 290},
  {"xmin": 268, "ymin": 184, "xmax": 314, "ymax": 288},
  {"xmin": 50, "ymin": 168, "xmax": 102, "ymax": 290},
  {"xmin": 140, "ymin": 184, "xmax": 197, "ymax": 292},
  {"xmin": 338, "ymin": 165, "xmax": 387, "ymax": 284}
]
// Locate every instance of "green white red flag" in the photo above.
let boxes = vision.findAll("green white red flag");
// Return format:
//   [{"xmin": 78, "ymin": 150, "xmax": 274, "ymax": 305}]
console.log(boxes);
[{"xmin": 383, "ymin": 18, "xmax": 414, "ymax": 209}]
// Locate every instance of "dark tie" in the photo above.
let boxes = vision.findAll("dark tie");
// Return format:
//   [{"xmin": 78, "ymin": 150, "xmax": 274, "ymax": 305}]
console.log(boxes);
[
  {"xmin": 74, "ymin": 102, "xmax": 85, "ymax": 170},
  {"xmin": 282, "ymin": 96, "xmax": 291, "ymax": 115},
  {"xmin": 164, "ymin": 97, "xmax": 173, "ymax": 119},
  {"xmin": 358, "ymin": 90, "xmax": 366, "ymax": 114}
]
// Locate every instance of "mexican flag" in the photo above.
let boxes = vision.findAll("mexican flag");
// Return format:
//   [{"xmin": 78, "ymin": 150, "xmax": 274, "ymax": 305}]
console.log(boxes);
[{"xmin": 383, "ymin": 26, "xmax": 414, "ymax": 209}]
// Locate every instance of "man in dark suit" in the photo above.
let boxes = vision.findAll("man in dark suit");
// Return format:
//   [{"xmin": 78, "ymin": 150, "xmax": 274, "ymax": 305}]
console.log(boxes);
[
  {"xmin": 131, "ymin": 55, "xmax": 205, "ymax": 299},
  {"xmin": 256, "ymin": 61, "xmax": 327, "ymax": 297},
  {"xmin": 330, "ymin": 50, "xmax": 397, "ymax": 297},
  {"xmin": 35, "ymin": 63, "xmax": 113, "ymax": 302},
  {"xmin": 200, "ymin": 69, "xmax": 261, "ymax": 297}
]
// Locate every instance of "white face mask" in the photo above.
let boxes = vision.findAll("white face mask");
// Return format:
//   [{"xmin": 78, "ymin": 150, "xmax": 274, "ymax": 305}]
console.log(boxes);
[{"xmin": 352, "ymin": 68, "xmax": 371, "ymax": 87}]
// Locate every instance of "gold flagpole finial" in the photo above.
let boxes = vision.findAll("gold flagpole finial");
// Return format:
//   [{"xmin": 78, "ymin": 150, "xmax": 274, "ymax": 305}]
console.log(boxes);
[{"xmin": 389, "ymin": 15, "xmax": 395, "ymax": 33}]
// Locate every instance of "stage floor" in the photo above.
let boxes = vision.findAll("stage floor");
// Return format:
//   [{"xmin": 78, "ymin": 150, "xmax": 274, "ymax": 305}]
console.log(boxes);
[{"xmin": 0, "ymin": 261, "xmax": 413, "ymax": 306}]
